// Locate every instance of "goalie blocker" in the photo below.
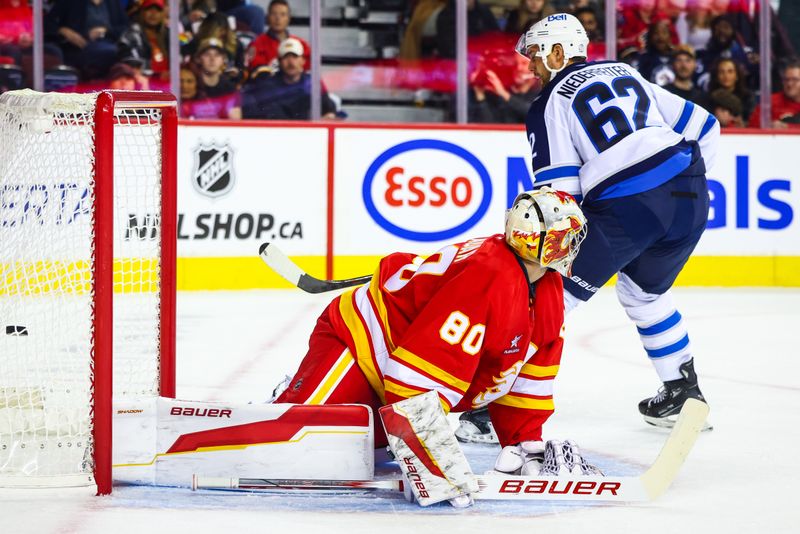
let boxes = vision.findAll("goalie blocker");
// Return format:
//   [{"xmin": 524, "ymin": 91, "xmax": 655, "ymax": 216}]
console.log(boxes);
[{"xmin": 379, "ymin": 391, "xmax": 479, "ymax": 507}]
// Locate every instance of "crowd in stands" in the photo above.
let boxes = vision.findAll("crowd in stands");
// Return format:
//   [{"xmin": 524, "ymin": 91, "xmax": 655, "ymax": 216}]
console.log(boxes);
[
  {"xmin": 459, "ymin": 0, "xmax": 800, "ymax": 128},
  {"xmin": 0, "ymin": 0, "xmax": 798, "ymax": 128}
]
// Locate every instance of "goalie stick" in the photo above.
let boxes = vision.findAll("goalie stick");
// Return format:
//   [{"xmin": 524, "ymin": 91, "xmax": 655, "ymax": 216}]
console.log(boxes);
[
  {"xmin": 192, "ymin": 398, "xmax": 709, "ymax": 502},
  {"xmin": 259, "ymin": 242, "xmax": 371, "ymax": 293}
]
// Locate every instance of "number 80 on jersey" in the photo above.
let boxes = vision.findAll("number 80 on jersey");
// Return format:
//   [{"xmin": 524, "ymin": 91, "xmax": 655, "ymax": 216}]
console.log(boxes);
[{"xmin": 439, "ymin": 311, "xmax": 486, "ymax": 356}]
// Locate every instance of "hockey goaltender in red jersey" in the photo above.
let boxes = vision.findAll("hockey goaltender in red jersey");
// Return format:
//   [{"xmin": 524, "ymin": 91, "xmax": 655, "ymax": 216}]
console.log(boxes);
[{"xmin": 276, "ymin": 187, "xmax": 587, "ymax": 450}]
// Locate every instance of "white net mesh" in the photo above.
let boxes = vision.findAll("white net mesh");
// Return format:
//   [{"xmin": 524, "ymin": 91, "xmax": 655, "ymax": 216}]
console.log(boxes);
[
  {"xmin": 0, "ymin": 90, "xmax": 165, "ymax": 486},
  {"xmin": 113, "ymin": 107, "xmax": 163, "ymax": 398}
]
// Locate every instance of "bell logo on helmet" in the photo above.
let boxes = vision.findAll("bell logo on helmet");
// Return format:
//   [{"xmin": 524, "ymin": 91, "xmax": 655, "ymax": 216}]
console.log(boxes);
[{"xmin": 515, "ymin": 13, "xmax": 589, "ymax": 75}]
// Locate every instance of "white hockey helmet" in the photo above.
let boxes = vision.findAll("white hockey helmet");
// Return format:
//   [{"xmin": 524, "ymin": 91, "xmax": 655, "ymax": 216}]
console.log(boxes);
[
  {"xmin": 515, "ymin": 13, "xmax": 589, "ymax": 75},
  {"xmin": 505, "ymin": 187, "xmax": 587, "ymax": 277}
]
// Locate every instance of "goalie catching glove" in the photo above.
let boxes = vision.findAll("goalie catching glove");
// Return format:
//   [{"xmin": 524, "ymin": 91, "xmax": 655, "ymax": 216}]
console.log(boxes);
[{"xmin": 492, "ymin": 439, "xmax": 603, "ymax": 476}]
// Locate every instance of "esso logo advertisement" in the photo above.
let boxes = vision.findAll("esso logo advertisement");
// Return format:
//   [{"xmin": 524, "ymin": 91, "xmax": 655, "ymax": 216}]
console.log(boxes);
[{"xmin": 362, "ymin": 140, "xmax": 493, "ymax": 241}]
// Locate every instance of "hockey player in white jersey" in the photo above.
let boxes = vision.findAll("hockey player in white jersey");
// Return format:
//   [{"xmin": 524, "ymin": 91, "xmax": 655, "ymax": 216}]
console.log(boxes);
[
  {"xmin": 457, "ymin": 13, "xmax": 717, "ymax": 441},
  {"xmin": 524, "ymin": 12, "xmax": 717, "ymax": 428}
]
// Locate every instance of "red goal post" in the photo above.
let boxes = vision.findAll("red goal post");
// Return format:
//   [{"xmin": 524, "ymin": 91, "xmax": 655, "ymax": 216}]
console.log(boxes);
[{"xmin": 0, "ymin": 90, "xmax": 177, "ymax": 495}]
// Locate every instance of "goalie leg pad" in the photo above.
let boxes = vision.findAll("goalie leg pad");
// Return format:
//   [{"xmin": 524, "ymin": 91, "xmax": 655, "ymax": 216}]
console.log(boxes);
[
  {"xmin": 113, "ymin": 398, "xmax": 374, "ymax": 487},
  {"xmin": 379, "ymin": 391, "xmax": 478, "ymax": 507}
]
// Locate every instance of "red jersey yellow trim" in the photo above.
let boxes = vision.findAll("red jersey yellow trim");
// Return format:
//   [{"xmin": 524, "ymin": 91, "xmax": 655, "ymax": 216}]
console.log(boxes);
[
  {"xmin": 385, "ymin": 378, "xmax": 452, "ymax": 413},
  {"xmin": 367, "ymin": 274, "xmax": 396, "ymax": 351},
  {"xmin": 392, "ymin": 347, "xmax": 470, "ymax": 393},
  {"xmin": 305, "ymin": 349, "xmax": 355, "ymax": 405},
  {"xmin": 338, "ymin": 289, "xmax": 386, "ymax": 403},
  {"xmin": 520, "ymin": 363, "xmax": 560, "ymax": 379},
  {"xmin": 493, "ymin": 393, "xmax": 555, "ymax": 411}
]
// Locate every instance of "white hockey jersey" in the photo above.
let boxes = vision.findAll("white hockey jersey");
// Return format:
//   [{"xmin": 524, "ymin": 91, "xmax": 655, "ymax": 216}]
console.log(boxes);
[{"xmin": 525, "ymin": 61, "xmax": 720, "ymax": 203}]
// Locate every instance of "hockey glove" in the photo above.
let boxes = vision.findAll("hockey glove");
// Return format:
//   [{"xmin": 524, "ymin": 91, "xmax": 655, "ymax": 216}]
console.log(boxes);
[{"xmin": 539, "ymin": 440, "xmax": 604, "ymax": 476}]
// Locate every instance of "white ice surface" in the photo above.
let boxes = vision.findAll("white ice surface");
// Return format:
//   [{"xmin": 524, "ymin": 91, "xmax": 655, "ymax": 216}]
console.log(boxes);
[{"xmin": 2, "ymin": 287, "xmax": 799, "ymax": 533}]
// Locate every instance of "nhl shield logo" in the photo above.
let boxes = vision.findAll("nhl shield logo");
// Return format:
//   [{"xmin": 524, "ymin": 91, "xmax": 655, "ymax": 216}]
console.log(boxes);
[{"xmin": 192, "ymin": 142, "xmax": 235, "ymax": 198}]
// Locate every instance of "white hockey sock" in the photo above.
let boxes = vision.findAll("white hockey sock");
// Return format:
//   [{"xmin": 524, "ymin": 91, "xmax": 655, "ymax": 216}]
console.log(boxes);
[{"xmin": 616, "ymin": 274, "xmax": 692, "ymax": 382}]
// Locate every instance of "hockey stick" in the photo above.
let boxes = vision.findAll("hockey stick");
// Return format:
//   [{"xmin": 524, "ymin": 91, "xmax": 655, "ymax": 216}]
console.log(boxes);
[
  {"xmin": 192, "ymin": 399, "xmax": 709, "ymax": 502},
  {"xmin": 191, "ymin": 475, "xmax": 400, "ymax": 492},
  {"xmin": 259, "ymin": 242, "xmax": 371, "ymax": 293}
]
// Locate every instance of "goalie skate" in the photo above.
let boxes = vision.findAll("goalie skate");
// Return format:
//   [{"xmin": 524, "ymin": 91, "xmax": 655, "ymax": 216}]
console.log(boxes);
[
  {"xmin": 454, "ymin": 407, "xmax": 499, "ymax": 444},
  {"xmin": 266, "ymin": 375, "xmax": 292, "ymax": 403}
]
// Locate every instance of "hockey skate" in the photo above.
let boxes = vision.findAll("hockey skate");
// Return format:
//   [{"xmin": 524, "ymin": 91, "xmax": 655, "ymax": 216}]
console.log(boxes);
[
  {"xmin": 265, "ymin": 374, "xmax": 292, "ymax": 403},
  {"xmin": 454, "ymin": 406, "xmax": 499, "ymax": 444},
  {"xmin": 639, "ymin": 359, "xmax": 712, "ymax": 430}
]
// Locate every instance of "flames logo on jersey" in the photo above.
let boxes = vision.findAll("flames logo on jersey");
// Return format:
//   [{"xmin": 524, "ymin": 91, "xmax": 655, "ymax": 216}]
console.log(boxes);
[{"xmin": 472, "ymin": 361, "xmax": 523, "ymax": 408}]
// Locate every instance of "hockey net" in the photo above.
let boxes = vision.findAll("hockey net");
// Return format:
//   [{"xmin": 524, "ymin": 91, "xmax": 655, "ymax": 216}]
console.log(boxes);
[{"xmin": 0, "ymin": 90, "xmax": 177, "ymax": 494}]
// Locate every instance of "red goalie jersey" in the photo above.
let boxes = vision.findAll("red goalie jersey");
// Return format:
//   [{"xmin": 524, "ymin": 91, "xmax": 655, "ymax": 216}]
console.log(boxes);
[{"xmin": 329, "ymin": 235, "xmax": 565, "ymax": 446}]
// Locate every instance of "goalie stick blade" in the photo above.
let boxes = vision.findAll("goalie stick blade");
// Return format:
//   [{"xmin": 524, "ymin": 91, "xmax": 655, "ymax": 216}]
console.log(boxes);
[
  {"xmin": 259, "ymin": 242, "xmax": 303, "ymax": 286},
  {"xmin": 639, "ymin": 398, "xmax": 709, "ymax": 500},
  {"xmin": 259, "ymin": 242, "xmax": 372, "ymax": 293}
]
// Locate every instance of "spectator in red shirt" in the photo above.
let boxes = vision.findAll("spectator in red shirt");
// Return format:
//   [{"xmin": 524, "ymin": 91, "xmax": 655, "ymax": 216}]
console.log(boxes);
[
  {"xmin": 748, "ymin": 59, "xmax": 800, "ymax": 128},
  {"xmin": 246, "ymin": 0, "xmax": 310, "ymax": 74},
  {"xmin": 0, "ymin": 0, "xmax": 63, "ymax": 76},
  {"xmin": 0, "ymin": 0, "xmax": 33, "ymax": 49},
  {"xmin": 469, "ymin": 52, "xmax": 540, "ymax": 124},
  {"xmin": 617, "ymin": 0, "xmax": 678, "ymax": 52}
]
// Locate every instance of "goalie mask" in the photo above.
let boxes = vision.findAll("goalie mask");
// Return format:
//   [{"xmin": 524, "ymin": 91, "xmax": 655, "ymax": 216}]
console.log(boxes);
[
  {"xmin": 505, "ymin": 187, "xmax": 587, "ymax": 277},
  {"xmin": 515, "ymin": 13, "xmax": 589, "ymax": 75}
]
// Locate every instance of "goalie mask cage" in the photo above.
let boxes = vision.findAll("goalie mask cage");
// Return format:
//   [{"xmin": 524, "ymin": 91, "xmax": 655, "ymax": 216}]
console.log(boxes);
[{"xmin": 0, "ymin": 90, "xmax": 177, "ymax": 495}]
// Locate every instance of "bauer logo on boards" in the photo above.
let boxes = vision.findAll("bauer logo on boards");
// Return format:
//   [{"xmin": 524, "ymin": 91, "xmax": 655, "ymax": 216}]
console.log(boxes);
[
  {"xmin": 362, "ymin": 139, "xmax": 493, "ymax": 242},
  {"xmin": 192, "ymin": 142, "xmax": 235, "ymax": 198}
]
